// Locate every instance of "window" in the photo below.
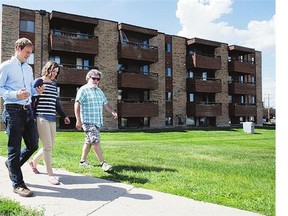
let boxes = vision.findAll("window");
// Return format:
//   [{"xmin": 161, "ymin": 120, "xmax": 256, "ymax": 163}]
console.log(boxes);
[
  {"xmin": 57, "ymin": 87, "xmax": 60, "ymax": 96},
  {"xmin": 238, "ymin": 55, "xmax": 243, "ymax": 62},
  {"xmin": 228, "ymin": 95, "xmax": 232, "ymax": 103},
  {"xmin": 76, "ymin": 58, "xmax": 83, "ymax": 69},
  {"xmin": 251, "ymin": 76, "xmax": 256, "ymax": 83},
  {"xmin": 187, "ymin": 49, "xmax": 194, "ymax": 56},
  {"xmin": 202, "ymin": 72, "xmax": 207, "ymax": 81},
  {"xmin": 143, "ymin": 117, "xmax": 149, "ymax": 127},
  {"xmin": 118, "ymin": 90, "xmax": 122, "ymax": 100},
  {"xmin": 166, "ymin": 67, "xmax": 172, "ymax": 77},
  {"xmin": 26, "ymin": 53, "xmax": 34, "ymax": 65},
  {"xmin": 165, "ymin": 42, "xmax": 172, "ymax": 53},
  {"xmin": 20, "ymin": 20, "xmax": 35, "ymax": 33},
  {"xmin": 120, "ymin": 118, "xmax": 128, "ymax": 127},
  {"xmin": 165, "ymin": 117, "xmax": 173, "ymax": 125},
  {"xmin": 144, "ymin": 91, "xmax": 149, "ymax": 101},
  {"xmin": 239, "ymin": 75, "xmax": 244, "ymax": 83},
  {"xmin": 166, "ymin": 92, "xmax": 172, "ymax": 101},
  {"xmin": 118, "ymin": 64, "xmax": 127, "ymax": 74},
  {"xmin": 240, "ymin": 95, "xmax": 245, "ymax": 104},
  {"xmin": 140, "ymin": 65, "xmax": 149, "ymax": 75},
  {"xmin": 249, "ymin": 96, "xmax": 256, "ymax": 104},
  {"xmin": 49, "ymin": 56, "xmax": 61, "ymax": 64},
  {"xmin": 187, "ymin": 71, "xmax": 194, "ymax": 78},
  {"xmin": 142, "ymin": 40, "xmax": 149, "ymax": 48},
  {"xmin": 228, "ymin": 76, "xmax": 232, "ymax": 83},
  {"xmin": 188, "ymin": 93, "xmax": 194, "ymax": 102},
  {"xmin": 83, "ymin": 59, "xmax": 89, "ymax": 70}
]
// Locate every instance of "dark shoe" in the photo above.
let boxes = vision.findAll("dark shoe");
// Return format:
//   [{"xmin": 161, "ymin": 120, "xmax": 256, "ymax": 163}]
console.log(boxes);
[
  {"xmin": 5, "ymin": 160, "xmax": 12, "ymax": 180},
  {"xmin": 13, "ymin": 185, "xmax": 33, "ymax": 197}
]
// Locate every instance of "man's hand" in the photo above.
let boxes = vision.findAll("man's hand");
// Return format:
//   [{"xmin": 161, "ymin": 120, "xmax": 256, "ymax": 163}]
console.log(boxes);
[
  {"xmin": 75, "ymin": 120, "xmax": 82, "ymax": 130},
  {"xmin": 112, "ymin": 111, "xmax": 118, "ymax": 120},
  {"xmin": 17, "ymin": 88, "xmax": 30, "ymax": 100}
]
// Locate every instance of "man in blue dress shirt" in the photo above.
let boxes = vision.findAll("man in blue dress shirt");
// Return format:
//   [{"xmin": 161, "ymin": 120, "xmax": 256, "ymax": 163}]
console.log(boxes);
[{"xmin": 0, "ymin": 38, "xmax": 44, "ymax": 197}]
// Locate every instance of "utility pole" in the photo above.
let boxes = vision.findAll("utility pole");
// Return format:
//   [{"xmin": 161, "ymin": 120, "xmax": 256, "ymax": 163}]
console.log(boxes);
[
  {"xmin": 267, "ymin": 94, "xmax": 270, "ymax": 121},
  {"xmin": 39, "ymin": 10, "xmax": 46, "ymax": 75}
]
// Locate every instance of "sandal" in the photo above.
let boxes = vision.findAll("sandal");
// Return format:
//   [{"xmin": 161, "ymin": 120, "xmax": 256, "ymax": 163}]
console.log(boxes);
[{"xmin": 29, "ymin": 161, "xmax": 40, "ymax": 174}]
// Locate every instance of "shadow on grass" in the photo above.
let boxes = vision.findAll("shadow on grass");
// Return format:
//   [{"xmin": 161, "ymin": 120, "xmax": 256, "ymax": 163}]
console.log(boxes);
[
  {"xmin": 113, "ymin": 165, "xmax": 176, "ymax": 173},
  {"xmin": 100, "ymin": 165, "xmax": 177, "ymax": 184}
]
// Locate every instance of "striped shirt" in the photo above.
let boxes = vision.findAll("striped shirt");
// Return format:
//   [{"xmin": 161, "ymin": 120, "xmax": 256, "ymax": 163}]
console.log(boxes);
[
  {"xmin": 36, "ymin": 81, "xmax": 58, "ymax": 117},
  {"xmin": 75, "ymin": 84, "xmax": 108, "ymax": 127}
]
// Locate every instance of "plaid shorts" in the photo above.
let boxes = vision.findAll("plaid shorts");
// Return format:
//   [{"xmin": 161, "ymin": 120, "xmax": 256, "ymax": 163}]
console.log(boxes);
[{"xmin": 82, "ymin": 123, "xmax": 100, "ymax": 144}]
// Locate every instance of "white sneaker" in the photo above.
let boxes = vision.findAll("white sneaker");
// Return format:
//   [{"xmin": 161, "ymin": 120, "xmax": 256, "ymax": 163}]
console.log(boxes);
[
  {"xmin": 48, "ymin": 176, "xmax": 60, "ymax": 185},
  {"xmin": 79, "ymin": 160, "xmax": 92, "ymax": 168},
  {"xmin": 101, "ymin": 162, "xmax": 112, "ymax": 172}
]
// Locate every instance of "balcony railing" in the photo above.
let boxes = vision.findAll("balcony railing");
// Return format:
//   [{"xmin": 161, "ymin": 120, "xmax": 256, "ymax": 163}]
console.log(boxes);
[
  {"xmin": 229, "ymin": 81, "xmax": 256, "ymax": 95},
  {"xmin": 228, "ymin": 59, "xmax": 256, "ymax": 74},
  {"xmin": 186, "ymin": 77, "xmax": 221, "ymax": 93},
  {"xmin": 118, "ymin": 71, "xmax": 158, "ymax": 90},
  {"xmin": 186, "ymin": 102, "xmax": 222, "ymax": 117},
  {"xmin": 186, "ymin": 53, "xmax": 221, "ymax": 70},
  {"xmin": 49, "ymin": 29, "xmax": 99, "ymax": 54},
  {"xmin": 57, "ymin": 64, "xmax": 96, "ymax": 85},
  {"xmin": 229, "ymin": 103, "xmax": 257, "ymax": 116},
  {"xmin": 118, "ymin": 42, "xmax": 158, "ymax": 63},
  {"xmin": 118, "ymin": 100, "xmax": 159, "ymax": 117}
]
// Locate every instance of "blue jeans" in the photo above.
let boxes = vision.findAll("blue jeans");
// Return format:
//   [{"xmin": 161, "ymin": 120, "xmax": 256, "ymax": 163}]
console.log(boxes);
[{"xmin": 2, "ymin": 105, "xmax": 39, "ymax": 188}]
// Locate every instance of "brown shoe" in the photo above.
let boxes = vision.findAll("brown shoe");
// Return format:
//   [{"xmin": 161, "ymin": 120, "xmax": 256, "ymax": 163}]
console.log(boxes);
[
  {"xmin": 5, "ymin": 160, "xmax": 12, "ymax": 180},
  {"xmin": 13, "ymin": 185, "xmax": 33, "ymax": 197}
]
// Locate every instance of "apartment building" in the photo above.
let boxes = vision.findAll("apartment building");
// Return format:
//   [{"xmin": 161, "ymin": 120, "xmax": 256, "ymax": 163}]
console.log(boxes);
[{"xmin": 0, "ymin": 4, "xmax": 263, "ymax": 130}]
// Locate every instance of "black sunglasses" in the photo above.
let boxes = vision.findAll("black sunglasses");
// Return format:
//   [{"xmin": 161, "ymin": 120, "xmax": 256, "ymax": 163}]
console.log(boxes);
[{"xmin": 91, "ymin": 77, "xmax": 100, "ymax": 81}]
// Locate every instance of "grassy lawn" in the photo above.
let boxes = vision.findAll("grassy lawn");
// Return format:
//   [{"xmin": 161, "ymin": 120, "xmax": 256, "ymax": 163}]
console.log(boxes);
[
  {"xmin": 0, "ymin": 196, "xmax": 44, "ymax": 216},
  {"xmin": 0, "ymin": 127, "xmax": 275, "ymax": 215}
]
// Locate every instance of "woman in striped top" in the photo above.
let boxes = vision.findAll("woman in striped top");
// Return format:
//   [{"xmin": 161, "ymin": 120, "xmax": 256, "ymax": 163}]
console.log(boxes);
[{"xmin": 29, "ymin": 61, "xmax": 70, "ymax": 185}]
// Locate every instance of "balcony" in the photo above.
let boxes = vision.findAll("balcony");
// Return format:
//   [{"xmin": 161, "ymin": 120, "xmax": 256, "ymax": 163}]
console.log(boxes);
[
  {"xmin": 229, "ymin": 103, "xmax": 257, "ymax": 116},
  {"xmin": 229, "ymin": 82, "xmax": 256, "ymax": 95},
  {"xmin": 118, "ymin": 100, "xmax": 159, "ymax": 117},
  {"xmin": 186, "ymin": 53, "xmax": 221, "ymax": 70},
  {"xmin": 118, "ymin": 42, "xmax": 158, "ymax": 63},
  {"xmin": 186, "ymin": 78, "xmax": 222, "ymax": 93},
  {"xmin": 49, "ymin": 30, "xmax": 99, "ymax": 55},
  {"xmin": 57, "ymin": 64, "xmax": 92, "ymax": 85},
  {"xmin": 118, "ymin": 71, "xmax": 158, "ymax": 90},
  {"xmin": 186, "ymin": 102, "xmax": 222, "ymax": 117},
  {"xmin": 228, "ymin": 60, "xmax": 256, "ymax": 74}
]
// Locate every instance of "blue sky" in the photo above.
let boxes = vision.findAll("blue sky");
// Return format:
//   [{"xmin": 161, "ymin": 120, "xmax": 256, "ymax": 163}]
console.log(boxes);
[{"xmin": 0, "ymin": 0, "xmax": 275, "ymax": 107}]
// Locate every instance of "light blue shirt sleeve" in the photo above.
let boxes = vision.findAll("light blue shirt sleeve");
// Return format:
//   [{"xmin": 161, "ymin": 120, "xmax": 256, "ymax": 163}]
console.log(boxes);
[{"xmin": 0, "ymin": 57, "xmax": 35, "ymax": 105}]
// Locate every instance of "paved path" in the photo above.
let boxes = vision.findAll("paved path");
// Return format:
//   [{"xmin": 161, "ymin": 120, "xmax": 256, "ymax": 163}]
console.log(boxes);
[{"xmin": 0, "ymin": 156, "xmax": 263, "ymax": 216}]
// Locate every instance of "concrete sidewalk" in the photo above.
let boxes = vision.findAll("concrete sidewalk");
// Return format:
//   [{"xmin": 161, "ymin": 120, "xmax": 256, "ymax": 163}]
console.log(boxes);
[{"xmin": 0, "ymin": 156, "xmax": 263, "ymax": 216}]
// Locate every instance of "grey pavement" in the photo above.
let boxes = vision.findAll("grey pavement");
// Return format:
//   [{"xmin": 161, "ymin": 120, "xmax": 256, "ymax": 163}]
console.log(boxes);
[{"xmin": 0, "ymin": 156, "xmax": 263, "ymax": 216}]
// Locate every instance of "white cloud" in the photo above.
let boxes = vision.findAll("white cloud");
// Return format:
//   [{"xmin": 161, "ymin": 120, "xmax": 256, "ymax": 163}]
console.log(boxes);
[
  {"xmin": 176, "ymin": 0, "xmax": 275, "ymax": 108},
  {"xmin": 176, "ymin": 0, "xmax": 274, "ymax": 52}
]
